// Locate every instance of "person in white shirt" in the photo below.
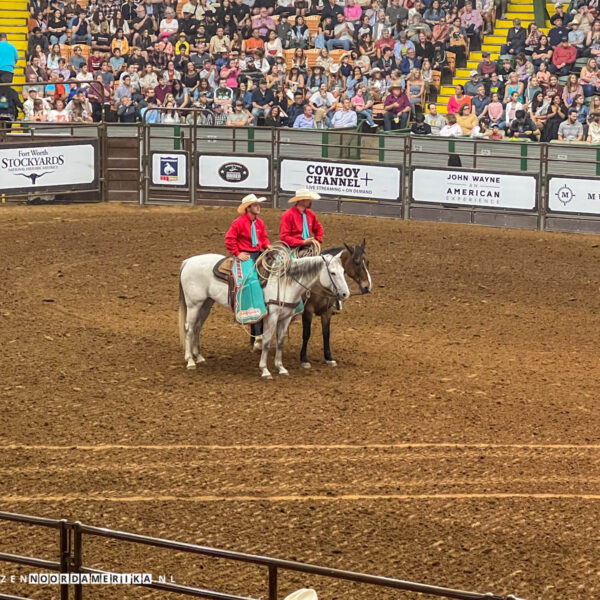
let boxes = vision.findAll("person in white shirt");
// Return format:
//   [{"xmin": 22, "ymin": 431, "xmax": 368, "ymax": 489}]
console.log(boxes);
[
  {"xmin": 48, "ymin": 98, "xmax": 70, "ymax": 122},
  {"xmin": 439, "ymin": 113, "xmax": 464, "ymax": 136},
  {"xmin": 76, "ymin": 64, "xmax": 94, "ymax": 88},
  {"xmin": 424, "ymin": 103, "xmax": 446, "ymax": 134},
  {"xmin": 23, "ymin": 88, "xmax": 51, "ymax": 120}
]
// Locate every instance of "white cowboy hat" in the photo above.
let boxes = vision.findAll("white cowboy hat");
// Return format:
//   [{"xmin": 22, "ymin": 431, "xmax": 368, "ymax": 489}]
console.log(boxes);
[
  {"xmin": 237, "ymin": 193, "xmax": 266, "ymax": 213},
  {"xmin": 283, "ymin": 589, "xmax": 318, "ymax": 600},
  {"xmin": 329, "ymin": 63, "xmax": 340, "ymax": 74},
  {"xmin": 288, "ymin": 189, "xmax": 321, "ymax": 204}
]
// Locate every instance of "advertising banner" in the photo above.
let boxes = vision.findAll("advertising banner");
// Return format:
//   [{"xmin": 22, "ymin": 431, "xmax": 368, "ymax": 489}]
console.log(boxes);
[
  {"xmin": 280, "ymin": 159, "xmax": 401, "ymax": 202},
  {"xmin": 548, "ymin": 177, "xmax": 600, "ymax": 215},
  {"xmin": 198, "ymin": 155, "xmax": 270, "ymax": 190},
  {"xmin": 0, "ymin": 142, "xmax": 97, "ymax": 193},
  {"xmin": 151, "ymin": 152, "xmax": 188, "ymax": 187},
  {"xmin": 412, "ymin": 169, "xmax": 537, "ymax": 210}
]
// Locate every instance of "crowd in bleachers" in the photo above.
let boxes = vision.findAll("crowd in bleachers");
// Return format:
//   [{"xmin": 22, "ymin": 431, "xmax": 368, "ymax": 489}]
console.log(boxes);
[
  {"xmin": 0, "ymin": 0, "xmax": 599, "ymax": 140},
  {"xmin": 439, "ymin": 7, "xmax": 600, "ymax": 142}
]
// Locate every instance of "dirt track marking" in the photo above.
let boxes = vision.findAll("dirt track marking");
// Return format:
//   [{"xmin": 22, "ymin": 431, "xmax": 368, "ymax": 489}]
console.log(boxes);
[
  {"xmin": 1, "ymin": 493, "xmax": 600, "ymax": 502},
  {"xmin": 2, "ymin": 443, "xmax": 600, "ymax": 451}
]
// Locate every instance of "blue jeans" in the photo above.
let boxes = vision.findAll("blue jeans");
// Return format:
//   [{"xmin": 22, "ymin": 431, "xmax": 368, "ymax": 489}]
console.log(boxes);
[
  {"xmin": 326, "ymin": 39, "xmax": 351, "ymax": 51},
  {"xmin": 313, "ymin": 34, "xmax": 325, "ymax": 49},
  {"xmin": 384, "ymin": 110, "xmax": 408, "ymax": 130},
  {"xmin": 72, "ymin": 33, "xmax": 93, "ymax": 45},
  {"xmin": 50, "ymin": 33, "xmax": 67, "ymax": 45},
  {"xmin": 357, "ymin": 109, "xmax": 376, "ymax": 126},
  {"xmin": 251, "ymin": 107, "xmax": 270, "ymax": 123}
]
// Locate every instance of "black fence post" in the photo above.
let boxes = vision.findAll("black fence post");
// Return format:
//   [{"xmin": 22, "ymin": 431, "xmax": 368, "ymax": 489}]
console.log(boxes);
[
  {"xmin": 268, "ymin": 565, "xmax": 277, "ymax": 600},
  {"xmin": 59, "ymin": 519, "xmax": 70, "ymax": 600},
  {"xmin": 72, "ymin": 522, "xmax": 83, "ymax": 600}
]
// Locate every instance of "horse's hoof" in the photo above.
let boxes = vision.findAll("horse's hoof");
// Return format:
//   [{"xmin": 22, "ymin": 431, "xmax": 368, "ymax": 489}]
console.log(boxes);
[
  {"xmin": 278, "ymin": 369, "xmax": 289, "ymax": 376},
  {"xmin": 186, "ymin": 363, "xmax": 197, "ymax": 370},
  {"xmin": 301, "ymin": 362, "xmax": 311, "ymax": 369},
  {"xmin": 196, "ymin": 356, "xmax": 206, "ymax": 364},
  {"xmin": 326, "ymin": 360, "xmax": 337, "ymax": 367},
  {"xmin": 261, "ymin": 373, "xmax": 273, "ymax": 380}
]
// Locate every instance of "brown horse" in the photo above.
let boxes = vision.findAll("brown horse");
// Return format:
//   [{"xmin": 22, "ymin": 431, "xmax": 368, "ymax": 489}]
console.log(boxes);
[{"xmin": 300, "ymin": 240, "xmax": 372, "ymax": 368}]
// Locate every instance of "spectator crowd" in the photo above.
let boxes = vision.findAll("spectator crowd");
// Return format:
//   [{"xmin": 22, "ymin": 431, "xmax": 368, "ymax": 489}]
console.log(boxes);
[{"xmin": 0, "ymin": 0, "xmax": 599, "ymax": 141}]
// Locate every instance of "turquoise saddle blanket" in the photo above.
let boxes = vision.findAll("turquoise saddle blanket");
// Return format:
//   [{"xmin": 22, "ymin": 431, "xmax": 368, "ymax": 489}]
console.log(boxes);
[{"xmin": 233, "ymin": 258, "xmax": 267, "ymax": 324}]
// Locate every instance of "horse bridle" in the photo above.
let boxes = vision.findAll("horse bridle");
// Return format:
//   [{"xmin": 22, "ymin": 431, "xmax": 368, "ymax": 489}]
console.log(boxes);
[{"xmin": 285, "ymin": 255, "xmax": 342, "ymax": 300}]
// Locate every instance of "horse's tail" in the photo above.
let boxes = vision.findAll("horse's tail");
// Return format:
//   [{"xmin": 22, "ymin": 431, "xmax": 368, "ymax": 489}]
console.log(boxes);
[{"xmin": 178, "ymin": 264, "xmax": 187, "ymax": 348}]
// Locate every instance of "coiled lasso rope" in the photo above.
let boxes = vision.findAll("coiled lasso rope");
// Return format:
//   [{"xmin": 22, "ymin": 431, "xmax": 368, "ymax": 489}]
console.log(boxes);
[{"xmin": 255, "ymin": 239, "xmax": 323, "ymax": 280}]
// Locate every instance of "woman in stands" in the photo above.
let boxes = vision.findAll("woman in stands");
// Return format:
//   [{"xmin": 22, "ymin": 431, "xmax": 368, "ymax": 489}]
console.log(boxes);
[
  {"xmin": 446, "ymin": 84, "xmax": 471, "ymax": 114},
  {"xmin": 315, "ymin": 48, "xmax": 333, "ymax": 72},
  {"xmin": 159, "ymin": 8, "xmax": 179, "ymax": 41},
  {"xmin": 589, "ymin": 95, "xmax": 600, "ymax": 115},
  {"xmin": 264, "ymin": 104, "xmax": 284, "ymax": 126},
  {"xmin": 351, "ymin": 82, "xmax": 377, "ymax": 127},
  {"xmin": 290, "ymin": 16, "xmax": 310, "ymax": 49},
  {"xmin": 111, "ymin": 28, "xmax": 130, "ymax": 56},
  {"xmin": 503, "ymin": 72, "xmax": 524, "ymax": 104},
  {"xmin": 406, "ymin": 68, "xmax": 425, "ymax": 114},
  {"xmin": 457, "ymin": 104, "xmax": 478, "ymax": 135},
  {"xmin": 580, "ymin": 58, "xmax": 600, "ymax": 97},
  {"xmin": 110, "ymin": 10, "xmax": 130, "ymax": 38},
  {"xmin": 541, "ymin": 94, "xmax": 567, "ymax": 142},
  {"xmin": 47, "ymin": 9, "xmax": 68, "ymax": 45},
  {"xmin": 532, "ymin": 36, "xmax": 552, "ymax": 69},
  {"xmin": 529, "ymin": 91, "xmax": 551, "ymax": 134},
  {"xmin": 439, "ymin": 113, "xmax": 464, "ymax": 136},
  {"xmin": 515, "ymin": 53, "xmax": 533, "ymax": 83},
  {"xmin": 448, "ymin": 16, "xmax": 467, "ymax": 67},
  {"xmin": 355, "ymin": 15, "xmax": 372, "ymax": 42},
  {"xmin": 345, "ymin": 65, "xmax": 367, "ymax": 97},
  {"xmin": 563, "ymin": 73, "xmax": 584, "ymax": 107},
  {"xmin": 536, "ymin": 60, "xmax": 550, "ymax": 90},
  {"xmin": 265, "ymin": 30, "xmax": 284, "ymax": 62},
  {"xmin": 172, "ymin": 80, "xmax": 191, "ymax": 110},
  {"xmin": 291, "ymin": 47, "xmax": 309, "ymax": 74},
  {"xmin": 90, "ymin": 11, "xmax": 112, "ymax": 52},
  {"xmin": 48, "ymin": 98, "xmax": 69, "ymax": 123},
  {"xmin": 487, "ymin": 91, "xmax": 505, "ymax": 129},
  {"xmin": 195, "ymin": 78, "xmax": 214, "ymax": 108},
  {"xmin": 313, "ymin": 16, "xmax": 335, "ymax": 50},
  {"xmin": 421, "ymin": 58, "xmax": 435, "ymax": 102},
  {"xmin": 358, "ymin": 33, "xmax": 376, "ymax": 62},
  {"xmin": 524, "ymin": 23, "xmax": 542, "ymax": 55},
  {"xmin": 287, "ymin": 66, "xmax": 306, "ymax": 94}
]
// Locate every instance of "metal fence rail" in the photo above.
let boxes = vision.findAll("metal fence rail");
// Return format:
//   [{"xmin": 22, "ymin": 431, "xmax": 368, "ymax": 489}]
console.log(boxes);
[{"xmin": 0, "ymin": 511, "xmax": 511, "ymax": 600}]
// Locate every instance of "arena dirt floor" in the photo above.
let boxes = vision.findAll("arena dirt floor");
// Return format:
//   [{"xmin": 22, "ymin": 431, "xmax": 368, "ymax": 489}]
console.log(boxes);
[{"xmin": 1, "ymin": 203, "xmax": 600, "ymax": 600}]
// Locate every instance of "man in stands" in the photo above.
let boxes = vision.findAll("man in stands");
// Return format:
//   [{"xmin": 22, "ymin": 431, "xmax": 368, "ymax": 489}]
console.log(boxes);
[
  {"xmin": 424, "ymin": 103, "xmax": 445, "ymax": 135},
  {"xmin": 280, "ymin": 190, "xmax": 324, "ymax": 251},
  {"xmin": 287, "ymin": 91, "xmax": 306, "ymax": 126},
  {"xmin": 550, "ymin": 36, "xmax": 576, "ymax": 75},
  {"xmin": 383, "ymin": 82, "xmax": 410, "ymax": 130},
  {"xmin": 330, "ymin": 97, "xmax": 357, "ymax": 128},
  {"xmin": 293, "ymin": 104, "xmax": 315, "ymax": 128},
  {"xmin": 508, "ymin": 109, "xmax": 540, "ymax": 141},
  {"xmin": 558, "ymin": 107, "xmax": 584, "ymax": 141},
  {"xmin": 501, "ymin": 18, "xmax": 526, "ymax": 55}
]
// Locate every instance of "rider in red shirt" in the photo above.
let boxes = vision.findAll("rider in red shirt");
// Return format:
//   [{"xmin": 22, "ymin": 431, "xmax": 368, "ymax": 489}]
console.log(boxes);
[
  {"xmin": 279, "ymin": 189, "xmax": 324, "ymax": 250},
  {"xmin": 225, "ymin": 195, "xmax": 270, "ymax": 259},
  {"xmin": 224, "ymin": 194, "xmax": 271, "ymax": 344}
]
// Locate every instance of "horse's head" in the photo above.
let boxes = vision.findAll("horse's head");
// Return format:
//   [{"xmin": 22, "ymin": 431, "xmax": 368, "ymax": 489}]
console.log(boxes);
[
  {"xmin": 342, "ymin": 238, "xmax": 372, "ymax": 294},
  {"xmin": 320, "ymin": 253, "xmax": 350, "ymax": 302}
]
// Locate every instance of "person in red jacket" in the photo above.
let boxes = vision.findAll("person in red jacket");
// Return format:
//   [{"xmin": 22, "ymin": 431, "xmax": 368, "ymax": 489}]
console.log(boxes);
[
  {"xmin": 225, "ymin": 194, "xmax": 271, "ymax": 344},
  {"xmin": 550, "ymin": 37, "xmax": 577, "ymax": 76},
  {"xmin": 279, "ymin": 189, "xmax": 324, "ymax": 251}
]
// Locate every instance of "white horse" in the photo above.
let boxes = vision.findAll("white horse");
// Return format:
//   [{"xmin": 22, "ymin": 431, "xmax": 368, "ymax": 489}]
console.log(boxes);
[{"xmin": 178, "ymin": 252, "xmax": 350, "ymax": 378}]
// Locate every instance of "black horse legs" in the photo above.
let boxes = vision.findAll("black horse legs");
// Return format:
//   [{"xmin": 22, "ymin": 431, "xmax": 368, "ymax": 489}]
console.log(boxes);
[
  {"xmin": 321, "ymin": 312, "xmax": 334, "ymax": 362},
  {"xmin": 300, "ymin": 311, "xmax": 313, "ymax": 364}
]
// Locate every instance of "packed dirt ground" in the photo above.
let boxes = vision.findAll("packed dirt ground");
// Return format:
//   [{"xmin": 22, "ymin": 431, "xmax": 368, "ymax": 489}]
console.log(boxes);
[{"xmin": 1, "ymin": 203, "xmax": 599, "ymax": 600}]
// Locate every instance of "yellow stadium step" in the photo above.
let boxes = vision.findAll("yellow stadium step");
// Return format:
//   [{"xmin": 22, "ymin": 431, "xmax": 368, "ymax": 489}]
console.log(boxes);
[
  {"xmin": 0, "ymin": 10, "xmax": 28, "ymax": 17},
  {"xmin": 481, "ymin": 44, "xmax": 503, "ymax": 52},
  {"xmin": 506, "ymin": 4, "xmax": 536, "ymax": 11},
  {"xmin": 504, "ymin": 11, "xmax": 534, "ymax": 19},
  {"xmin": 0, "ymin": 25, "xmax": 28, "ymax": 33},
  {"xmin": 440, "ymin": 86, "xmax": 457, "ymax": 96}
]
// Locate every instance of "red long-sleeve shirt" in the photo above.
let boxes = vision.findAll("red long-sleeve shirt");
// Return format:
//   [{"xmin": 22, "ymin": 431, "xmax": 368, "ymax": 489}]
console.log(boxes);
[
  {"xmin": 552, "ymin": 44, "xmax": 576, "ymax": 68},
  {"xmin": 224, "ymin": 213, "xmax": 270, "ymax": 256},
  {"xmin": 279, "ymin": 206, "xmax": 324, "ymax": 248}
]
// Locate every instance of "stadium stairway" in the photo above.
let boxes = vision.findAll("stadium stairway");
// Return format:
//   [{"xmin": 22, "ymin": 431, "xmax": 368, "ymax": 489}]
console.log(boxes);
[
  {"xmin": 436, "ymin": 0, "xmax": 559, "ymax": 113},
  {"xmin": 0, "ymin": 0, "xmax": 28, "ymax": 86}
]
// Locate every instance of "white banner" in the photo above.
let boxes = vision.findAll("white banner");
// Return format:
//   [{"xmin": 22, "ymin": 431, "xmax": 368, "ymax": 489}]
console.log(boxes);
[
  {"xmin": 198, "ymin": 155, "xmax": 270, "ymax": 189},
  {"xmin": 412, "ymin": 169, "xmax": 536, "ymax": 210},
  {"xmin": 548, "ymin": 177, "xmax": 600, "ymax": 214},
  {"xmin": 151, "ymin": 153, "xmax": 187, "ymax": 186},
  {"xmin": 0, "ymin": 143, "xmax": 95, "ymax": 191},
  {"xmin": 280, "ymin": 159, "xmax": 401, "ymax": 201}
]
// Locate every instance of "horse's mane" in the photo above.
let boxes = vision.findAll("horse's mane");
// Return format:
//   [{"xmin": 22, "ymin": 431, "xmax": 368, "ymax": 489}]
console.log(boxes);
[
  {"xmin": 284, "ymin": 256, "xmax": 323, "ymax": 282},
  {"xmin": 321, "ymin": 247, "xmax": 344, "ymax": 256}
]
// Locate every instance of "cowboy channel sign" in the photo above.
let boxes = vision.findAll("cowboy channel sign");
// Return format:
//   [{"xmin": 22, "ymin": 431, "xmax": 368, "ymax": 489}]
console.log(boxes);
[
  {"xmin": 0, "ymin": 142, "xmax": 97, "ymax": 193},
  {"xmin": 280, "ymin": 159, "xmax": 401, "ymax": 202}
]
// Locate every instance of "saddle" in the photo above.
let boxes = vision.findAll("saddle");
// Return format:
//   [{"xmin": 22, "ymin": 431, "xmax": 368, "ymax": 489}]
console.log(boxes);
[{"xmin": 213, "ymin": 255, "xmax": 271, "ymax": 311}]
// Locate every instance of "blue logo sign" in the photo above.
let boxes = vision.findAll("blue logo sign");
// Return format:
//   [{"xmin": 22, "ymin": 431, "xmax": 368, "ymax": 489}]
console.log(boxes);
[{"xmin": 160, "ymin": 156, "xmax": 179, "ymax": 182}]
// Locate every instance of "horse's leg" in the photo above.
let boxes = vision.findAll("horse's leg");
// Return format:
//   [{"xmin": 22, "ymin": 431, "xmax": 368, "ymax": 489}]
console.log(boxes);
[
  {"xmin": 322, "ymin": 309, "xmax": 337, "ymax": 367},
  {"xmin": 259, "ymin": 311, "xmax": 276, "ymax": 379},
  {"xmin": 300, "ymin": 309, "xmax": 314, "ymax": 369},
  {"xmin": 193, "ymin": 298, "xmax": 214, "ymax": 364},
  {"xmin": 274, "ymin": 313, "xmax": 293, "ymax": 376},
  {"xmin": 184, "ymin": 302, "xmax": 202, "ymax": 370}
]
